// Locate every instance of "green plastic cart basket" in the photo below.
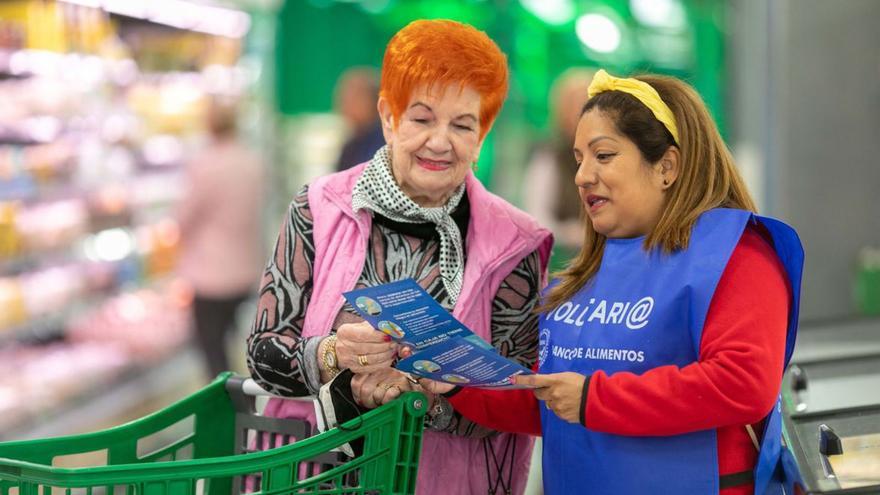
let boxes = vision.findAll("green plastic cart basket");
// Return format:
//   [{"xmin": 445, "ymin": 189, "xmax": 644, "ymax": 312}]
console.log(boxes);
[{"xmin": 0, "ymin": 373, "xmax": 427, "ymax": 495}]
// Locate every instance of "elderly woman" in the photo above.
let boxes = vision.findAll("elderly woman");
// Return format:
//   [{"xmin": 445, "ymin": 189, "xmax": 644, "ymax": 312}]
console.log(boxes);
[{"xmin": 247, "ymin": 19, "xmax": 552, "ymax": 495}]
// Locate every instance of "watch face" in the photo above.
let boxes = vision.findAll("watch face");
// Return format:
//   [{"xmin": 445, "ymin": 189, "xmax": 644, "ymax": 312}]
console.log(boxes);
[{"xmin": 325, "ymin": 347, "xmax": 337, "ymax": 368}]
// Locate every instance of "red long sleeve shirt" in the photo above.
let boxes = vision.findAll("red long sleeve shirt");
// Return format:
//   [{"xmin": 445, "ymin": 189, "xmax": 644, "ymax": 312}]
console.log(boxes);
[{"xmin": 449, "ymin": 226, "xmax": 790, "ymax": 495}]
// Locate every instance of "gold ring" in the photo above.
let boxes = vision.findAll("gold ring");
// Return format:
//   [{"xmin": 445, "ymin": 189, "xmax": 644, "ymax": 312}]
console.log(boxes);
[
  {"xmin": 358, "ymin": 354, "xmax": 369, "ymax": 367},
  {"xmin": 379, "ymin": 382, "xmax": 393, "ymax": 391}
]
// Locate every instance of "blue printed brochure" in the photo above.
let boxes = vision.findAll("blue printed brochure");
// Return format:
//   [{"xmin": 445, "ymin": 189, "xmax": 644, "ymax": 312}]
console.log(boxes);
[{"xmin": 343, "ymin": 279, "xmax": 533, "ymax": 388}]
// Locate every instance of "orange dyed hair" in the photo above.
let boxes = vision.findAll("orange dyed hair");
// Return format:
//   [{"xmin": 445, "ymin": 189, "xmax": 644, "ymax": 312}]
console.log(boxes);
[{"xmin": 380, "ymin": 19, "xmax": 509, "ymax": 140}]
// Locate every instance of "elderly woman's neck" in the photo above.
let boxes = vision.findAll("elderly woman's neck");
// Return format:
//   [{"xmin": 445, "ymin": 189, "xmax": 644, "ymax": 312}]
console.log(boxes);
[{"xmin": 405, "ymin": 189, "xmax": 456, "ymax": 208}]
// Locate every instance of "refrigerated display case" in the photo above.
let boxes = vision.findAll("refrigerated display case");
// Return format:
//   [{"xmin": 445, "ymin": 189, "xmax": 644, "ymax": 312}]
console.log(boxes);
[{"xmin": 0, "ymin": 0, "xmax": 259, "ymax": 440}]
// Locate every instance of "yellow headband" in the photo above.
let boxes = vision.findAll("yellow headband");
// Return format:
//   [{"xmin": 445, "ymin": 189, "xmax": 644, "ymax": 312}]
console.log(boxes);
[{"xmin": 587, "ymin": 69, "xmax": 679, "ymax": 145}]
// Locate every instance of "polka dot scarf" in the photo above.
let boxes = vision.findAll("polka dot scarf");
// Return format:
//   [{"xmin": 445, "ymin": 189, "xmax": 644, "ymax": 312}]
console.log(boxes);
[{"xmin": 352, "ymin": 145, "xmax": 467, "ymax": 303}]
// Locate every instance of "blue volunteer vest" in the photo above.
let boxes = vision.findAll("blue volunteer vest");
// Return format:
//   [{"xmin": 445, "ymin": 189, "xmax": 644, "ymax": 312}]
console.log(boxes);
[{"xmin": 538, "ymin": 208, "xmax": 803, "ymax": 495}]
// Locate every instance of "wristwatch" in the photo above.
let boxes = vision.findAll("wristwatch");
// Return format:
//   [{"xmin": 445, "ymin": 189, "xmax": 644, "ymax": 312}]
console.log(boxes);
[{"xmin": 321, "ymin": 334, "xmax": 340, "ymax": 377}]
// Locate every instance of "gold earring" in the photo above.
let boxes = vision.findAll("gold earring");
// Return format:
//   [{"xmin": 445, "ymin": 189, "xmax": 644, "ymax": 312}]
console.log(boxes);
[{"xmin": 472, "ymin": 162, "xmax": 478, "ymax": 172}]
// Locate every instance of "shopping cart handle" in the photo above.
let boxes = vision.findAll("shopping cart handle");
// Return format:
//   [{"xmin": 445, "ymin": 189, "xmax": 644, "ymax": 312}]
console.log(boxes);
[
  {"xmin": 226, "ymin": 375, "xmax": 315, "ymax": 402},
  {"xmin": 241, "ymin": 378, "xmax": 274, "ymax": 396}
]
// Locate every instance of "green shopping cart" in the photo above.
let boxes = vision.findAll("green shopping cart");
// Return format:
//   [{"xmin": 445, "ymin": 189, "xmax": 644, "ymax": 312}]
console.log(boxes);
[{"xmin": 0, "ymin": 373, "xmax": 427, "ymax": 495}]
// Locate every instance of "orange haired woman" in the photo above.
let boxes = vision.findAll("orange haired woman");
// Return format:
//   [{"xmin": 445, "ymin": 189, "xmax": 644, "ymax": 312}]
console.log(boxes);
[{"xmin": 247, "ymin": 20, "xmax": 552, "ymax": 494}]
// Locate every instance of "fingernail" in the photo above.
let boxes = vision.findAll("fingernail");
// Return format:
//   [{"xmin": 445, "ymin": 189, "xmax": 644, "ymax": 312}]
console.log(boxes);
[{"xmin": 383, "ymin": 335, "xmax": 392, "ymax": 342}]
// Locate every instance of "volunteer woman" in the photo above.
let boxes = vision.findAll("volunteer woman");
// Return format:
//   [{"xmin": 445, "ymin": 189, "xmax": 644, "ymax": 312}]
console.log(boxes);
[{"xmin": 426, "ymin": 70, "xmax": 804, "ymax": 495}]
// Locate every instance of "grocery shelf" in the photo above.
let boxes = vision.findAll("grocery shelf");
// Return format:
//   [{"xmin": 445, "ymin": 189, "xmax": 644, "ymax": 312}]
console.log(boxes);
[
  {"xmin": 0, "ymin": 244, "xmax": 80, "ymax": 276},
  {"xmin": 0, "ymin": 312, "xmax": 67, "ymax": 345},
  {"xmin": 0, "ymin": 291, "xmax": 111, "ymax": 346},
  {"xmin": 0, "ymin": 344, "xmax": 201, "ymax": 441}
]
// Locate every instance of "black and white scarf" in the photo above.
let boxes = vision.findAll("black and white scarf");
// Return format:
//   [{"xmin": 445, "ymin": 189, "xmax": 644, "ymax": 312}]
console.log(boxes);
[{"xmin": 352, "ymin": 146, "xmax": 466, "ymax": 303}]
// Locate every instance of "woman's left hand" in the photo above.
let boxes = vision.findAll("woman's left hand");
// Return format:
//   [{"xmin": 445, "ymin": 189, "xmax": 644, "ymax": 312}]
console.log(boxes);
[
  {"xmin": 514, "ymin": 372, "xmax": 588, "ymax": 424},
  {"xmin": 351, "ymin": 368, "xmax": 412, "ymax": 409}
]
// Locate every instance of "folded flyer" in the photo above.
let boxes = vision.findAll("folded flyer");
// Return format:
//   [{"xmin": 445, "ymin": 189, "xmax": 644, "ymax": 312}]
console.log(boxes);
[{"xmin": 343, "ymin": 279, "xmax": 533, "ymax": 388}]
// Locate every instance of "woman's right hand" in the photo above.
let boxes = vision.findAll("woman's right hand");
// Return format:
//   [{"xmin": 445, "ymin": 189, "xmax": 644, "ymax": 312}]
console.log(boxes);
[
  {"xmin": 397, "ymin": 347, "xmax": 456, "ymax": 396},
  {"xmin": 335, "ymin": 321, "xmax": 397, "ymax": 373},
  {"xmin": 418, "ymin": 377, "xmax": 456, "ymax": 395}
]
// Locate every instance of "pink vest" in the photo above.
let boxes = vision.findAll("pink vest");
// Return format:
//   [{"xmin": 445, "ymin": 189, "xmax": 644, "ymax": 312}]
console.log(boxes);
[{"xmin": 263, "ymin": 164, "xmax": 552, "ymax": 494}]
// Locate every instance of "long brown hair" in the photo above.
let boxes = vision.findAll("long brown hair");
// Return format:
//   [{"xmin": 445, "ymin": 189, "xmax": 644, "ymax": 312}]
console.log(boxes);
[{"xmin": 541, "ymin": 74, "xmax": 757, "ymax": 312}]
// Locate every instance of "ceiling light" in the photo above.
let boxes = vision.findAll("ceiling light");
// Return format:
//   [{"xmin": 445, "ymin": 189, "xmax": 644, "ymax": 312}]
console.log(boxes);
[
  {"xmin": 630, "ymin": 0, "xmax": 686, "ymax": 29},
  {"xmin": 576, "ymin": 14, "xmax": 621, "ymax": 53},
  {"xmin": 520, "ymin": 0, "xmax": 576, "ymax": 26},
  {"xmin": 58, "ymin": 0, "xmax": 251, "ymax": 39}
]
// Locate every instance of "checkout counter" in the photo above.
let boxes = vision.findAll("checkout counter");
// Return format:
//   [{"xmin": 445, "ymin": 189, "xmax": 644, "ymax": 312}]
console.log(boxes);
[{"xmin": 783, "ymin": 318, "xmax": 880, "ymax": 493}]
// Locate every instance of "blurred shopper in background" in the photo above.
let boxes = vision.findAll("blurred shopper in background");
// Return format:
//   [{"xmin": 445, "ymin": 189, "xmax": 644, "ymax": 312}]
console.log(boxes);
[
  {"xmin": 248, "ymin": 19, "xmax": 552, "ymax": 495},
  {"xmin": 177, "ymin": 96, "xmax": 265, "ymax": 379},
  {"xmin": 333, "ymin": 67, "xmax": 385, "ymax": 172},
  {"xmin": 523, "ymin": 68, "xmax": 595, "ymax": 271}
]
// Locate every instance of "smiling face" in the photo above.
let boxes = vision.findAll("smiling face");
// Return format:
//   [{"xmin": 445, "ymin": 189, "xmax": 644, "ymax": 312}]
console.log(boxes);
[
  {"xmin": 573, "ymin": 109, "xmax": 675, "ymax": 238},
  {"xmin": 378, "ymin": 84, "xmax": 482, "ymax": 207}
]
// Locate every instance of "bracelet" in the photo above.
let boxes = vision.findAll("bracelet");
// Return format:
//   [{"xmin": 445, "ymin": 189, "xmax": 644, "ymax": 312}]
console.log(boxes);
[
  {"xmin": 424, "ymin": 396, "xmax": 453, "ymax": 431},
  {"xmin": 320, "ymin": 334, "xmax": 340, "ymax": 378}
]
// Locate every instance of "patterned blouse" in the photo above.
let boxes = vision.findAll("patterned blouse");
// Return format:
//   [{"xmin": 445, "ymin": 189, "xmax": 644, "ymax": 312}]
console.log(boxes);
[{"xmin": 247, "ymin": 185, "xmax": 541, "ymax": 437}]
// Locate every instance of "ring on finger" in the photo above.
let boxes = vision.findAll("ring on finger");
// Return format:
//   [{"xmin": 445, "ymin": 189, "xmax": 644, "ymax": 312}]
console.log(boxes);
[
  {"xmin": 357, "ymin": 354, "xmax": 369, "ymax": 367},
  {"xmin": 371, "ymin": 385, "xmax": 387, "ymax": 403}
]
